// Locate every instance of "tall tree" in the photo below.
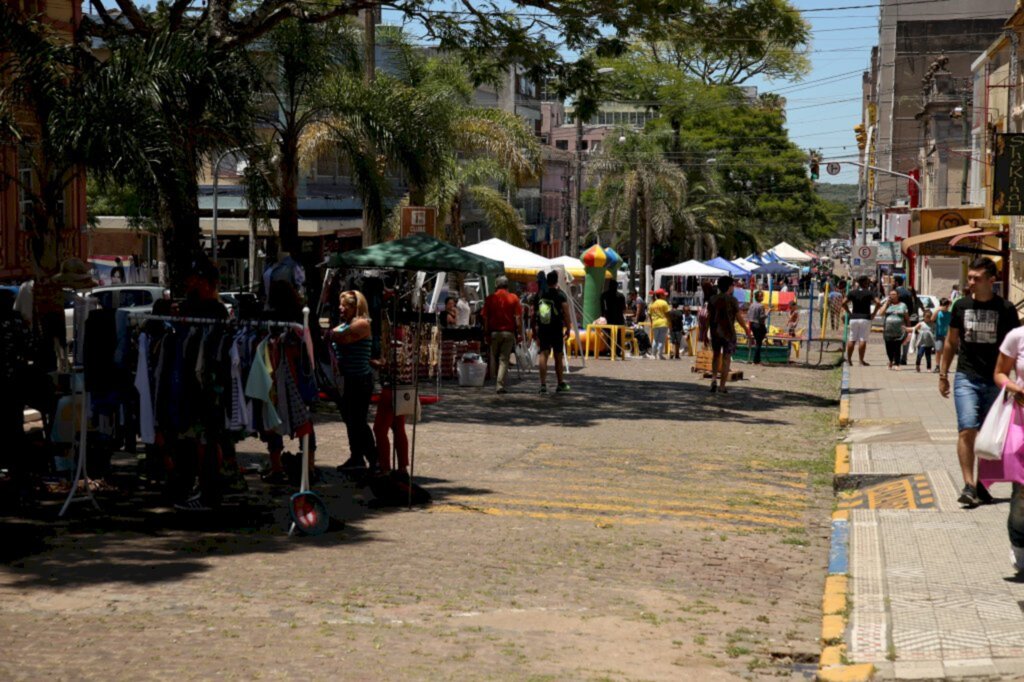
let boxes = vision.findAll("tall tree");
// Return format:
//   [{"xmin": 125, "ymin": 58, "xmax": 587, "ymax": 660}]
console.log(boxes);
[
  {"xmin": 586, "ymin": 131, "xmax": 690, "ymax": 293},
  {"xmin": 249, "ymin": 16, "xmax": 363, "ymax": 255}
]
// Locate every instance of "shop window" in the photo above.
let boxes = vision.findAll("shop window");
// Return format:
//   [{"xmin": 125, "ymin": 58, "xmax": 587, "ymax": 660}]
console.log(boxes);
[{"xmin": 316, "ymin": 151, "xmax": 338, "ymax": 179}]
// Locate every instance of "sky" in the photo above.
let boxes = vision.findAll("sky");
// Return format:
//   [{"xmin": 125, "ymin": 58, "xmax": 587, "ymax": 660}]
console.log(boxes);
[{"xmin": 752, "ymin": 0, "xmax": 880, "ymax": 186}]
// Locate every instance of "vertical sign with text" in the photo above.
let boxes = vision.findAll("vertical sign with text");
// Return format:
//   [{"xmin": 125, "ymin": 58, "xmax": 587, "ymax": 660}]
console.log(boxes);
[{"xmin": 993, "ymin": 134, "xmax": 1024, "ymax": 215}]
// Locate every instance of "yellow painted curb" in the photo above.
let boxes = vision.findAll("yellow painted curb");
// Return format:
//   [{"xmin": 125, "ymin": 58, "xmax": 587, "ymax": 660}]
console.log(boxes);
[
  {"xmin": 820, "ymin": 645, "xmax": 846, "ymax": 667},
  {"xmin": 817, "ymin": 663, "xmax": 875, "ymax": 682},
  {"xmin": 823, "ymin": 591, "xmax": 847, "ymax": 615},
  {"xmin": 835, "ymin": 444, "xmax": 850, "ymax": 476},
  {"xmin": 821, "ymin": 614, "xmax": 845, "ymax": 643},
  {"xmin": 838, "ymin": 399, "xmax": 850, "ymax": 427},
  {"xmin": 832, "ymin": 510, "xmax": 849, "ymax": 522}
]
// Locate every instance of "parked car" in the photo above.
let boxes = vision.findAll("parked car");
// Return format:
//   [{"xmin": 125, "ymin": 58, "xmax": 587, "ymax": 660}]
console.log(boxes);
[
  {"xmin": 86, "ymin": 285, "xmax": 168, "ymax": 314},
  {"xmin": 219, "ymin": 291, "xmax": 259, "ymax": 318}
]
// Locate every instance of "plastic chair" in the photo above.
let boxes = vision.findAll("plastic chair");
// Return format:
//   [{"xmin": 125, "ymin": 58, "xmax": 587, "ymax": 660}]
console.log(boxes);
[{"xmin": 620, "ymin": 327, "xmax": 640, "ymax": 357}]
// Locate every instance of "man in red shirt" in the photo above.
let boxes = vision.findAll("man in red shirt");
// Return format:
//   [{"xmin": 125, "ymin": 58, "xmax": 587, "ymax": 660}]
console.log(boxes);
[{"xmin": 482, "ymin": 276, "xmax": 523, "ymax": 394}]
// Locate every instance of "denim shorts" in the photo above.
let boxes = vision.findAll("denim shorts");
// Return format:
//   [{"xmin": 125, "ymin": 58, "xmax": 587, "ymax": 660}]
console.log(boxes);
[{"xmin": 953, "ymin": 373, "xmax": 1001, "ymax": 432}]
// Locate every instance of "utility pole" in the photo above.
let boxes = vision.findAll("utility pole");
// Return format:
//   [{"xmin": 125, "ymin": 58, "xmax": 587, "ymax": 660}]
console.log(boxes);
[
  {"xmin": 958, "ymin": 87, "xmax": 972, "ymax": 205},
  {"xmin": 570, "ymin": 112, "xmax": 583, "ymax": 257}
]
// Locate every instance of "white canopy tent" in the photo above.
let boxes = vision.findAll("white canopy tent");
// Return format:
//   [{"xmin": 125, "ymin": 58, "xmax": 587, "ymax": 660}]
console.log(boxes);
[
  {"xmin": 731, "ymin": 258, "xmax": 758, "ymax": 272},
  {"xmin": 770, "ymin": 241, "xmax": 814, "ymax": 263},
  {"xmin": 653, "ymin": 260, "xmax": 730, "ymax": 288},
  {"xmin": 463, "ymin": 238, "xmax": 555, "ymax": 275}
]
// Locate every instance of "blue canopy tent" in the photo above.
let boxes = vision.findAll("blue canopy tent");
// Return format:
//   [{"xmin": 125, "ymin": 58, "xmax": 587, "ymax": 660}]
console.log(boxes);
[
  {"xmin": 746, "ymin": 254, "xmax": 768, "ymax": 267},
  {"xmin": 751, "ymin": 262, "xmax": 798, "ymax": 276},
  {"xmin": 704, "ymin": 257, "xmax": 752, "ymax": 278}
]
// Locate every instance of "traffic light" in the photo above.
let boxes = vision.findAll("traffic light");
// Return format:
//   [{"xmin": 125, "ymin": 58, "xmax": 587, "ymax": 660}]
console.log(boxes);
[
  {"xmin": 854, "ymin": 124, "xmax": 867, "ymax": 150},
  {"xmin": 810, "ymin": 159, "xmax": 820, "ymax": 181}
]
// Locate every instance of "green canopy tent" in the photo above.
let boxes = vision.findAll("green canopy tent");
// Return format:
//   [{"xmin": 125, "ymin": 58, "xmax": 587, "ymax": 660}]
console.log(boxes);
[{"xmin": 325, "ymin": 233, "xmax": 504, "ymax": 277}]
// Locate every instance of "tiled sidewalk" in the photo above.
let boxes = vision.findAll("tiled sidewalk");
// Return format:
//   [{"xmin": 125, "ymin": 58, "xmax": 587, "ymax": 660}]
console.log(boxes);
[{"xmin": 844, "ymin": 342, "xmax": 1024, "ymax": 679}]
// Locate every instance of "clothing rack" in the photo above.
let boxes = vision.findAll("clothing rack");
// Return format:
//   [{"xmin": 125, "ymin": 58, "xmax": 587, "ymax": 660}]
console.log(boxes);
[
  {"xmin": 133, "ymin": 309, "xmax": 317, "ymax": 535},
  {"xmin": 128, "ymin": 312, "xmax": 303, "ymax": 331}
]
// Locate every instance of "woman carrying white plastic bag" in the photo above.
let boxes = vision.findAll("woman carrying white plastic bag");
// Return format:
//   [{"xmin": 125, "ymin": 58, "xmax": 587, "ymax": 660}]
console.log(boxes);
[{"xmin": 991, "ymin": 329, "xmax": 1024, "ymax": 574}]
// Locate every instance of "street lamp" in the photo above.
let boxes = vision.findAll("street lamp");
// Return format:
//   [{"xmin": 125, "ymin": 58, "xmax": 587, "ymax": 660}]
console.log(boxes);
[{"xmin": 210, "ymin": 146, "xmax": 250, "ymax": 262}]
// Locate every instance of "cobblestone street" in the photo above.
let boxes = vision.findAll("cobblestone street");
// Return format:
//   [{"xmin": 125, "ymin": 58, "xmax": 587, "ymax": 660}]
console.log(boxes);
[{"xmin": 1, "ymin": 354, "xmax": 841, "ymax": 680}]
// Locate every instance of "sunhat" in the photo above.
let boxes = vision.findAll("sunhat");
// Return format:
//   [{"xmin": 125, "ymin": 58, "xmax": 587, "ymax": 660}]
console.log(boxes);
[{"xmin": 54, "ymin": 258, "xmax": 98, "ymax": 289}]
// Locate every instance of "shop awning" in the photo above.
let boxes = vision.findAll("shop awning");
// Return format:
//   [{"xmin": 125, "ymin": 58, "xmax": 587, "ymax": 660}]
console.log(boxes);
[
  {"xmin": 948, "ymin": 229, "xmax": 1005, "ymax": 247},
  {"xmin": 900, "ymin": 224, "xmax": 976, "ymax": 253}
]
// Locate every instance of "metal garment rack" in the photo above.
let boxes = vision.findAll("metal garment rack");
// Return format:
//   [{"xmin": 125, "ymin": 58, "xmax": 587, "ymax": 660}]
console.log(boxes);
[
  {"xmin": 128, "ymin": 309, "xmax": 314, "ymax": 534},
  {"xmin": 59, "ymin": 366, "xmax": 100, "ymax": 517}
]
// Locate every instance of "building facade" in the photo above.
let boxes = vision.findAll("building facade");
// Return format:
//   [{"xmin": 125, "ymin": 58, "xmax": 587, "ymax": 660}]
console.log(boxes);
[{"xmin": 0, "ymin": 0, "xmax": 88, "ymax": 282}]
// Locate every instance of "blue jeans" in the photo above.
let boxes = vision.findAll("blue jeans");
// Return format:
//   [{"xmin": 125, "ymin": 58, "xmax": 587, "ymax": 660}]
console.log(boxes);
[
  {"xmin": 652, "ymin": 327, "xmax": 668, "ymax": 357},
  {"xmin": 953, "ymin": 373, "xmax": 1001, "ymax": 432}
]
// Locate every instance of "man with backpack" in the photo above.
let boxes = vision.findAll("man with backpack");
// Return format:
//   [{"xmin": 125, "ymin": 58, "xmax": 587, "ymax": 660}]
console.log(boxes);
[{"xmin": 534, "ymin": 271, "xmax": 572, "ymax": 393}]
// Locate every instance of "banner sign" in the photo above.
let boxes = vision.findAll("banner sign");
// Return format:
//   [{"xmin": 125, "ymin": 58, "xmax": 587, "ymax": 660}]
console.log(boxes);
[{"xmin": 993, "ymin": 134, "xmax": 1024, "ymax": 215}]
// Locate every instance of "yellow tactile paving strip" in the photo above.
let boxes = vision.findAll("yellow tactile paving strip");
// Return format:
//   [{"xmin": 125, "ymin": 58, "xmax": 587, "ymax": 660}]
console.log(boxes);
[{"xmin": 836, "ymin": 474, "xmax": 934, "ymax": 511}]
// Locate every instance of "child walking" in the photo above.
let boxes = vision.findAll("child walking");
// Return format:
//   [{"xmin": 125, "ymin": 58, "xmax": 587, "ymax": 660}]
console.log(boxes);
[{"xmin": 912, "ymin": 319, "xmax": 936, "ymax": 372}]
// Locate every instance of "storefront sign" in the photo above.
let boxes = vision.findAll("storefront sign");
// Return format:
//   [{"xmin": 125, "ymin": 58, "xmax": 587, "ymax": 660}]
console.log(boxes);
[
  {"xmin": 876, "ymin": 241, "xmax": 901, "ymax": 265},
  {"xmin": 912, "ymin": 207, "xmax": 985, "ymax": 256},
  {"xmin": 993, "ymin": 134, "xmax": 1024, "ymax": 215}
]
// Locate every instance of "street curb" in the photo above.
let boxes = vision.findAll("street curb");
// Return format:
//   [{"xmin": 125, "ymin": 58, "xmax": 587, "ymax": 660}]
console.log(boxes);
[
  {"xmin": 838, "ymin": 364, "xmax": 851, "ymax": 427},
  {"xmin": 817, "ymin": 510, "xmax": 874, "ymax": 681}
]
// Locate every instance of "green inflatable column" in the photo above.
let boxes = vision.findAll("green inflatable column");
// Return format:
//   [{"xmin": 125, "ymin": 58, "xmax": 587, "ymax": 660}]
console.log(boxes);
[{"xmin": 581, "ymin": 244, "xmax": 609, "ymax": 326}]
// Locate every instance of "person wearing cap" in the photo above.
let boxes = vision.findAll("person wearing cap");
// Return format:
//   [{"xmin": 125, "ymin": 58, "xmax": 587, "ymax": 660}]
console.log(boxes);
[
  {"xmin": 481, "ymin": 275, "xmax": 522, "ymax": 395},
  {"xmin": 649, "ymin": 289, "xmax": 671, "ymax": 360},
  {"xmin": 708, "ymin": 276, "xmax": 752, "ymax": 394}
]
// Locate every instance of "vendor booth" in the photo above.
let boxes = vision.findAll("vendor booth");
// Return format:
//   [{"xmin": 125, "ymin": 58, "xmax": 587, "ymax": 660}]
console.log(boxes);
[
  {"xmin": 653, "ymin": 260, "xmax": 729, "ymax": 289},
  {"xmin": 770, "ymin": 242, "xmax": 814, "ymax": 263},
  {"xmin": 462, "ymin": 238, "xmax": 553, "ymax": 282}
]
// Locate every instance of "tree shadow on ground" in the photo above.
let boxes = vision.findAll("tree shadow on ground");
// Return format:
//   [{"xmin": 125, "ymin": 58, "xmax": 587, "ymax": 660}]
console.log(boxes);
[
  {"xmin": 0, "ymin": 457, "xmax": 491, "ymax": 589},
  {"xmin": 417, "ymin": 370, "xmax": 838, "ymax": 429}
]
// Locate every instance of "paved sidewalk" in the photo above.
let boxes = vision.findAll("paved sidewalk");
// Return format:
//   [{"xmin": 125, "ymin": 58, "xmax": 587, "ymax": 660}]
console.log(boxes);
[{"xmin": 843, "ymin": 341, "xmax": 1024, "ymax": 679}]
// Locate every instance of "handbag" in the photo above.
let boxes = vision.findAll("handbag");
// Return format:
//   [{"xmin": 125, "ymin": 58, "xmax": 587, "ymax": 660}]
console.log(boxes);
[{"xmin": 976, "ymin": 387, "xmax": 1014, "ymax": 460}]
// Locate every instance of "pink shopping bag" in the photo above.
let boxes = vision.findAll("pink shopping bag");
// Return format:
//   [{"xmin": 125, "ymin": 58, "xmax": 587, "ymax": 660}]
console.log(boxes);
[{"xmin": 979, "ymin": 402, "xmax": 1024, "ymax": 486}]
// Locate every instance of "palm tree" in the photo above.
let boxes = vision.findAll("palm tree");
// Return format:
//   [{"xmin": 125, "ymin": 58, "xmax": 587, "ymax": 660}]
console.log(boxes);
[
  {"xmin": 73, "ymin": 26, "xmax": 260, "ymax": 291},
  {"xmin": 587, "ymin": 131, "xmax": 690, "ymax": 293},
  {"xmin": 429, "ymin": 108, "xmax": 541, "ymax": 248},
  {"xmin": 247, "ymin": 17, "xmax": 364, "ymax": 255},
  {"xmin": 302, "ymin": 39, "xmax": 541, "ymax": 247}
]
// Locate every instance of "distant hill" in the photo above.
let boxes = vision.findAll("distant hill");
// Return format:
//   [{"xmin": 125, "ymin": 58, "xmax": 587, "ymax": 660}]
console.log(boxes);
[{"xmin": 816, "ymin": 183, "xmax": 858, "ymax": 217}]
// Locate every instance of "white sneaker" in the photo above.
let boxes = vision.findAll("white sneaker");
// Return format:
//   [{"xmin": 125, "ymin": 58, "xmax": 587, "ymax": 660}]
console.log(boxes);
[{"xmin": 1011, "ymin": 546, "xmax": 1024, "ymax": 573}]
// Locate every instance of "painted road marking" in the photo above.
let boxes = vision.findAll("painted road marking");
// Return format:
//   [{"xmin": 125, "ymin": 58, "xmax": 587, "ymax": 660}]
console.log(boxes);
[
  {"xmin": 836, "ymin": 474, "xmax": 935, "ymax": 510},
  {"xmin": 435, "ymin": 443, "xmax": 817, "ymax": 532}
]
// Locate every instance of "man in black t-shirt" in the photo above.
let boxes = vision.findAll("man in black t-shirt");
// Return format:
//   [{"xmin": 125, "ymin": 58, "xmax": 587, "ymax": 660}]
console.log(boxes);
[
  {"xmin": 939, "ymin": 257, "xmax": 1020, "ymax": 507},
  {"xmin": 842, "ymin": 276, "xmax": 880, "ymax": 366},
  {"xmin": 534, "ymin": 271, "xmax": 572, "ymax": 393}
]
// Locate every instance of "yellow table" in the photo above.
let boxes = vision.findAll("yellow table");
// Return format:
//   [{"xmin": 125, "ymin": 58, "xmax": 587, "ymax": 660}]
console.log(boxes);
[{"xmin": 585, "ymin": 324, "xmax": 629, "ymax": 361}]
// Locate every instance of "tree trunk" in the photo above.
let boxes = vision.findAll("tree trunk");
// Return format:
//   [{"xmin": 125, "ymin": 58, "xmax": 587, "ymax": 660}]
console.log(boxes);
[
  {"xmin": 450, "ymin": 194, "xmax": 463, "ymax": 247},
  {"xmin": 278, "ymin": 131, "xmax": 300, "ymax": 255},
  {"xmin": 643, "ymin": 191, "xmax": 652, "ymax": 295},
  {"xmin": 628, "ymin": 193, "xmax": 639, "ymax": 295},
  {"xmin": 638, "ymin": 192, "xmax": 648, "ymax": 295},
  {"xmin": 162, "ymin": 178, "xmax": 202, "ymax": 296}
]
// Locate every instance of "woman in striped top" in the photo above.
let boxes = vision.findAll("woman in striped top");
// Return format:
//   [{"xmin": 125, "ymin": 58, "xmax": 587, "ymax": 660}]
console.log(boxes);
[{"xmin": 331, "ymin": 290, "xmax": 377, "ymax": 471}]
